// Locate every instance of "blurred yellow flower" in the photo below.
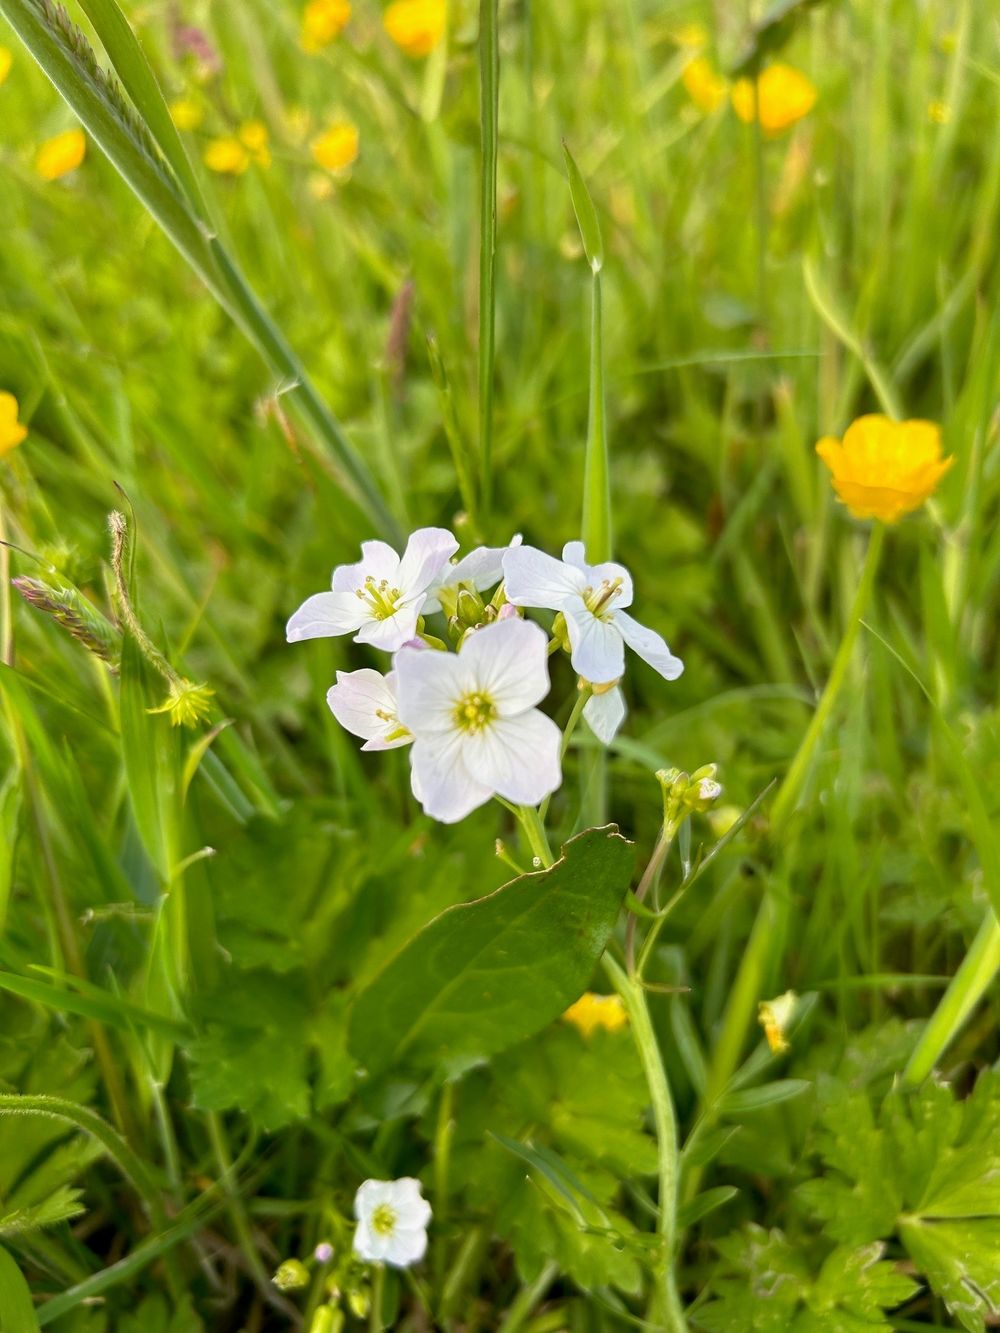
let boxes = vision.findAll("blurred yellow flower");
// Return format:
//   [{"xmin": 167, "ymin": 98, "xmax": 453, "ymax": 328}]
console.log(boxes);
[
  {"xmin": 672, "ymin": 21, "xmax": 709, "ymax": 49},
  {"xmin": 562, "ymin": 992, "xmax": 628, "ymax": 1037},
  {"xmin": 36, "ymin": 128, "xmax": 87, "ymax": 181},
  {"xmin": 311, "ymin": 122, "xmax": 359, "ymax": 172},
  {"xmin": 731, "ymin": 62, "xmax": 816, "ymax": 134},
  {"xmin": 204, "ymin": 121, "xmax": 270, "ymax": 175},
  {"xmin": 384, "ymin": 0, "xmax": 445, "ymax": 57},
  {"xmin": 301, "ymin": 0, "xmax": 351, "ymax": 53},
  {"xmin": 169, "ymin": 97, "xmax": 203, "ymax": 131},
  {"xmin": 816, "ymin": 415, "xmax": 954, "ymax": 523},
  {"xmin": 758, "ymin": 990, "xmax": 797, "ymax": 1054},
  {"xmin": 927, "ymin": 99, "xmax": 950, "ymax": 124},
  {"xmin": 0, "ymin": 46, "xmax": 12, "ymax": 85},
  {"xmin": 0, "ymin": 392, "xmax": 28, "ymax": 457},
  {"xmin": 204, "ymin": 137, "xmax": 249, "ymax": 174},
  {"xmin": 682, "ymin": 56, "xmax": 727, "ymax": 114}
]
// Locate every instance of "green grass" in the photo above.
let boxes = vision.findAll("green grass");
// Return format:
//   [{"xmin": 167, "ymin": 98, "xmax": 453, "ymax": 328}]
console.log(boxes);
[{"xmin": 0, "ymin": 0, "xmax": 998, "ymax": 1328}]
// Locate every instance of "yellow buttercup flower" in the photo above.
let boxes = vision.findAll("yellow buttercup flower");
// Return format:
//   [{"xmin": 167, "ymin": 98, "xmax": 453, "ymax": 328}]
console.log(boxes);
[
  {"xmin": 758, "ymin": 991, "xmax": 797, "ymax": 1054},
  {"xmin": 0, "ymin": 392, "xmax": 28, "ymax": 457},
  {"xmin": 816, "ymin": 415, "xmax": 954, "ymax": 523},
  {"xmin": 731, "ymin": 62, "xmax": 816, "ymax": 134},
  {"xmin": 562, "ymin": 992, "xmax": 628, "ymax": 1037},
  {"xmin": 36, "ymin": 128, "xmax": 87, "ymax": 181},
  {"xmin": 239, "ymin": 120, "xmax": 271, "ymax": 167},
  {"xmin": 301, "ymin": 0, "xmax": 351, "ymax": 53},
  {"xmin": 927, "ymin": 99, "xmax": 950, "ymax": 125},
  {"xmin": 682, "ymin": 56, "xmax": 728, "ymax": 114},
  {"xmin": 383, "ymin": 0, "xmax": 446, "ymax": 57},
  {"xmin": 0, "ymin": 46, "xmax": 12, "ymax": 85},
  {"xmin": 169, "ymin": 97, "xmax": 203, "ymax": 131},
  {"xmin": 672, "ymin": 21, "xmax": 709, "ymax": 50},
  {"xmin": 204, "ymin": 136, "xmax": 249, "ymax": 174},
  {"xmin": 311, "ymin": 122, "xmax": 359, "ymax": 172}
]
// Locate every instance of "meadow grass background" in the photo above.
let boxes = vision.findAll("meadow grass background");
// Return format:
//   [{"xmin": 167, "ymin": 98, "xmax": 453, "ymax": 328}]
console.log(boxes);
[{"xmin": 0, "ymin": 0, "xmax": 998, "ymax": 1328}]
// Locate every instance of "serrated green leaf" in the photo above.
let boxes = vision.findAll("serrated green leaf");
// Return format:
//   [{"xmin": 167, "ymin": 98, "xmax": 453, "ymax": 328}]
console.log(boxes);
[
  {"xmin": 900, "ymin": 1218, "xmax": 1000, "ymax": 1332},
  {"xmin": 0, "ymin": 1185, "xmax": 85, "ymax": 1238},
  {"xmin": 349, "ymin": 826, "xmax": 633, "ymax": 1077},
  {"xmin": 562, "ymin": 143, "xmax": 604, "ymax": 273},
  {"xmin": 0, "ymin": 1245, "xmax": 39, "ymax": 1333}
]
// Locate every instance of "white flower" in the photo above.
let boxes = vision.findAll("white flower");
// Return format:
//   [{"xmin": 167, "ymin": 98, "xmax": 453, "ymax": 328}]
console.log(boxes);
[
  {"xmin": 503, "ymin": 541, "xmax": 684, "ymax": 687},
  {"xmin": 583, "ymin": 684, "xmax": 626, "ymax": 744},
  {"xmin": 326, "ymin": 669, "xmax": 412, "ymax": 750},
  {"xmin": 353, "ymin": 1177, "xmax": 431, "ymax": 1268},
  {"xmin": 423, "ymin": 535, "xmax": 522, "ymax": 614},
  {"xmin": 395, "ymin": 618, "xmax": 561, "ymax": 823},
  {"xmin": 286, "ymin": 528, "xmax": 458, "ymax": 653}
]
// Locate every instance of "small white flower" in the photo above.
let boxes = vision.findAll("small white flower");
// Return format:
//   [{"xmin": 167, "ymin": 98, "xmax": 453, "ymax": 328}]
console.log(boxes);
[
  {"xmin": 286, "ymin": 527, "xmax": 458, "ymax": 653},
  {"xmin": 326, "ymin": 669, "xmax": 412, "ymax": 751},
  {"xmin": 423, "ymin": 534, "xmax": 522, "ymax": 614},
  {"xmin": 353, "ymin": 1177, "xmax": 431, "ymax": 1268},
  {"xmin": 583, "ymin": 684, "xmax": 626, "ymax": 744},
  {"xmin": 503, "ymin": 541, "xmax": 684, "ymax": 687},
  {"xmin": 395, "ymin": 618, "xmax": 561, "ymax": 823}
]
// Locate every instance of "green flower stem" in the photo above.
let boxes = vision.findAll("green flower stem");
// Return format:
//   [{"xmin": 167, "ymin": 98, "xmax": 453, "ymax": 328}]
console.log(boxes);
[
  {"xmin": 369, "ymin": 1262, "xmax": 385, "ymax": 1332},
  {"xmin": 478, "ymin": 0, "xmax": 499, "ymax": 528},
  {"xmin": 604, "ymin": 954, "xmax": 687, "ymax": 1331},
  {"xmin": 627, "ymin": 818, "xmax": 679, "ymax": 976},
  {"xmin": 517, "ymin": 804, "xmax": 553, "ymax": 868},
  {"xmin": 770, "ymin": 521, "xmax": 885, "ymax": 831},
  {"xmin": 903, "ymin": 910, "xmax": 1000, "ymax": 1086},
  {"xmin": 538, "ymin": 684, "xmax": 592, "ymax": 823}
]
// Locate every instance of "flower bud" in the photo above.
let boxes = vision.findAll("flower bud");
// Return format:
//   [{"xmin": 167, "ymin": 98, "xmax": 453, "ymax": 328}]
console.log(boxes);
[
  {"xmin": 550, "ymin": 611, "xmax": 571, "ymax": 652},
  {"xmin": 758, "ymin": 990, "xmax": 798, "ymax": 1053},
  {"xmin": 314, "ymin": 1241, "xmax": 335, "ymax": 1264},
  {"xmin": 347, "ymin": 1286, "xmax": 370, "ymax": 1318},
  {"xmin": 273, "ymin": 1259, "xmax": 310, "ymax": 1291},
  {"xmin": 456, "ymin": 587, "xmax": 486, "ymax": 628}
]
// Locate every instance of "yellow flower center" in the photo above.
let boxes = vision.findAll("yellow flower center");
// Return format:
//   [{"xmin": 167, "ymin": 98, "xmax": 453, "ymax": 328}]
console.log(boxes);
[
  {"xmin": 454, "ymin": 691, "xmax": 496, "ymax": 734},
  {"xmin": 371, "ymin": 1203, "xmax": 397, "ymax": 1237},
  {"xmin": 356, "ymin": 576, "xmax": 403, "ymax": 620},
  {"xmin": 582, "ymin": 578, "xmax": 624, "ymax": 619}
]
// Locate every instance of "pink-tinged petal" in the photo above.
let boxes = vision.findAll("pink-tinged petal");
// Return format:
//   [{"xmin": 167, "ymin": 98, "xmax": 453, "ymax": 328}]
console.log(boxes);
[
  {"xmin": 457, "ymin": 618, "xmax": 551, "ymax": 716},
  {"xmin": 395, "ymin": 644, "xmax": 466, "ymax": 734},
  {"xmin": 332, "ymin": 540, "xmax": 401, "ymax": 592},
  {"xmin": 560, "ymin": 542, "xmax": 634, "ymax": 608},
  {"xmin": 564, "ymin": 605, "xmax": 625, "ymax": 683},
  {"xmin": 583, "ymin": 687, "xmax": 626, "ymax": 744},
  {"xmin": 396, "ymin": 527, "xmax": 459, "ymax": 595},
  {"xmin": 463, "ymin": 711, "xmax": 562, "ymax": 806},
  {"xmin": 502, "ymin": 545, "xmax": 587, "ymax": 611},
  {"xmin": 355, "ymin": 597, "xmax": 424, "ymax": 652},
  {"xmin": 614, "ymin": 610, "xmax": 684, "ymax": 680},
  {"xmin": 410, "ymin": 732, "xmax": 493, "ymax": 823},
  {"xmin": 286, "ymin": 591, "xmax": 366, "ymax": 642}
]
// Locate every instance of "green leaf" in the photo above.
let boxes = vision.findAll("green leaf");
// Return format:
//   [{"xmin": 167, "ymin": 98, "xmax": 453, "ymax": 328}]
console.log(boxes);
[
  {"xmin": 186, "ymin": 971, "xmax": 312, "ymax": 1131},
  {"xmin": 677, "ymin": 1186, "xmax": 738, "ymax": 1230},
  {"xmin": 900, "ymin": 1218, "xmax": 1000, "ymax": 1333},
  {"xmin": 0, "ymin": 1245, "xmax": 40, "ymax": 1333},
  {"xmin": 0, "ymin": 1185, "xmax": 85, "ymax": 1239},
  {"xmin": 719, "ymin": 1079, "xmax": 812, "ymax": 1116},
  {"xmin": 562, "ymin": 142, "xmax": 604, "ymax": 273},
  {"xmin": 0, "ymin": 971, "xmax": 189, "ymax": 1042},
  {"xmin": 348, "ymin": 826, "xmax": 633, "ymax": 1077}
]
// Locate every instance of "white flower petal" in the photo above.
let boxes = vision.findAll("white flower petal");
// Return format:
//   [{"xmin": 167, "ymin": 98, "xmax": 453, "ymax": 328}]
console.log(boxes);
[
  {"xmin": 353, "ymin": 1220, "xmax": 390, "ymax": 1263},
  {"xmin": 502, "ymin": 545, "xmax": 587, "ymax": 611},
  {"xmin": 559, "ymin": 542, "xmax": 634, "ymax": 609},
  {"xmin": 614, "ymin": 610, "xmax": 684, "ymax": 680},
  {"xmin": 583, "ymin": 687, "xmax": 626, "ymax": 744},
  {"xmin": 385, "ymin": 1227, "xmax": 428, "ymax": 1267},
  {"xmin": 463, "ymin": 711, "xmax": 562, "ymax": 807},
  {"xmin": 332, "ymin": 540, "xmax": 402, "ymax": 592},
  {"xmin": 410, "ymin": 732, "xmax": 494, "ymax": 822},
  {"xmin": 354, "ymin": 1179, "xmax": 394, "ymax": 1217},
  {"xmin": 564, "ymin": 605, "xmax": 625, "ymax": 683},
  {"xmin": 326, "ymin": 670, "xmax": 410, "ymax": 750},
  {"xmin": 355, "ymin": 599, "xmax": 425, "ymax": 652},
  {"xmin": 386, "ymin": 1178, "xmax": 432, "ymax": 1227},
  {"xmin": 395, "ymin": 645, "xmax": 467, "ymax": 734},
  {"xmin": 396, "ymin": 527, "xmax": 459, "ymax": 595},
  {"xmin": 286, "ymin": 591, "xmax": 367, "ymax": 642},
  {"xmin": 561, "ymin": 540, "xmax": 589, "ymax": 572},
  {"xmin": 457, "ymin": 619, "xmax": 551, "ymax": 716}
]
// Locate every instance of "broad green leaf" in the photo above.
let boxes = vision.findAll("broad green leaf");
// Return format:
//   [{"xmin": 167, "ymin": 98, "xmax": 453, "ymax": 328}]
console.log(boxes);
[
  {"xmin": 900, "ymin": 1218, "xmax": 1000, "ymax": 1333},
  {"xmin": 348, "ymin": 826, "xmax": 633, "ymax": 1076},
  {"xmin": 0, "ymin": 1245, "xmax": 39, "ymax": 1333},
  {"xmin": 562, "ymin": 143, "xmax": 604, "ymax": 273}
]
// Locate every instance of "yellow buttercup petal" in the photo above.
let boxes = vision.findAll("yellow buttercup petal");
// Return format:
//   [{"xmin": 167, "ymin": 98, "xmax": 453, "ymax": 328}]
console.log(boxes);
[
  {"xmin": 0, "ymin": 46, "xmax": 13, "ymax": 86},
  {"xmin": 732, "ymin": 62, "xmax": 816, "ymax": 134},
  {"xmin": 383, "ymin": 0, "xmax": 446, "ymax": 57},
  {"xmin": 204, "ymin": 137, "xmax": 250, "ymax": 174},
  {"xmin": 816, "ymin": 415, "xmax": 953, "ymax": 523},
  {"xmin": 36, "ymin": 128, "xmax": 87, "ymax": 181},
  {"xmin": 311, "ymin": 122, "xmax": 359, "ymax": 172},
  {"xmin": 0, "ymin": 391, "xmax": 28, "ymax": 457},
  {"xmin": 682, "ymin": 57, "xmax": 728, "ymax": 114},
  {"xmin": 301, "ymin": 0, "xmax": 351, "ymax": 52},
  {"xmin": 562, "ymin": 992, "xmax": 628, "ymax": 1037}
]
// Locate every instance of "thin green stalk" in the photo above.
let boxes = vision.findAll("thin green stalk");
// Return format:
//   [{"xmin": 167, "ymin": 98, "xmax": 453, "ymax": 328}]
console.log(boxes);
[
  {"xmin": 496, "ymin": 1260, "xmax": 559, "ymax": 1333},
  {"xmin": 369, "ymin": 1262, "xmax": 386, "ymax": 1332},
  {"xmin": 478, "ymin": 0, "xmax": 499, "ymax": 528},
  {"xmin": 207, "ymin": 1113, "xmax": 272, "ymax": 1294},
  {"xmin": 604, "ymin": 955, "xmax": 687, "ymax": 1331},
  {"xmin": 770, "ymin": 523, "xmax": 885, "ymax": 831},
  {"xmin": 902, "ymin": 911, "xmax": 1000, "ymax": 1085},
  {"xmin": 517, "ymin": 804, "xmax": 553, "ymax": 868},
  {"xmin": 539, "ymin": 684, "xmax": 592, "ymax": 823},
  {"xmin": 583, "ymin": 269, "xmax": 611, "ymax": 563}
]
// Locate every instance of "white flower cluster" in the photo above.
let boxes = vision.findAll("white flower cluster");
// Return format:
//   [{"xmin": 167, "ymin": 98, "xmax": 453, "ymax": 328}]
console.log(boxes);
[{"xmin": 287, "ymin": 528, "xmax": 683, "ymax": 824}]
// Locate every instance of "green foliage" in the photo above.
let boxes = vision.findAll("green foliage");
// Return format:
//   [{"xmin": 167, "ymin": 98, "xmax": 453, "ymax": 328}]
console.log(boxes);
[
  {"xmin": 0, "ymin": 1245, "xmax": 40, "ymax": 1333},
  {"xmin": 349, "ymin": 827, "xmax": 634, "ymax": 1076}
]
